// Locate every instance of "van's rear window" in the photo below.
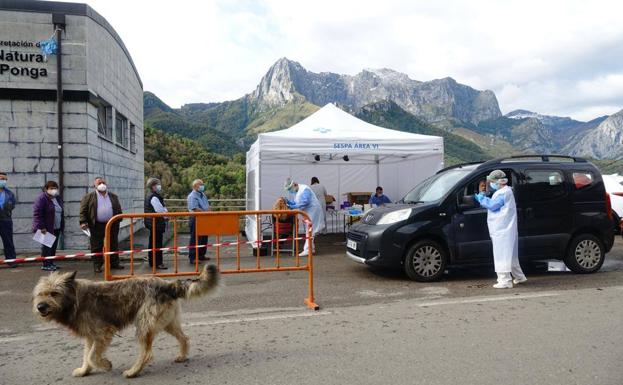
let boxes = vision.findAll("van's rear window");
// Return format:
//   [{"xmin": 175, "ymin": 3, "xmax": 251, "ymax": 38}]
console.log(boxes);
[{"xmin": 573, "ymin": 172, "xmax": 594, "ymax": 189}]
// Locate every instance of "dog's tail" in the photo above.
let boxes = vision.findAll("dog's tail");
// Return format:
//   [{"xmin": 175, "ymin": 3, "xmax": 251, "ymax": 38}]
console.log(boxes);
[{"xmin": 178, "ymin": 264, "xmax": 220, "ymax": 300}]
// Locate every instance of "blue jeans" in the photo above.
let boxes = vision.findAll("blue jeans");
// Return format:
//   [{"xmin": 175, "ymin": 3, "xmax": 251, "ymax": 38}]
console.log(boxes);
[{"xmin": 0, "ymin": 220, "xmax": 16, "ymax": 260}]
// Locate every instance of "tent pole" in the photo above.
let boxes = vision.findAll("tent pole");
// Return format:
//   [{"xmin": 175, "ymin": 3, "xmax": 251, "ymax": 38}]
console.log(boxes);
[{"xmin": 375, "ymin": 155, "xmax": 380, "ymax": 190}]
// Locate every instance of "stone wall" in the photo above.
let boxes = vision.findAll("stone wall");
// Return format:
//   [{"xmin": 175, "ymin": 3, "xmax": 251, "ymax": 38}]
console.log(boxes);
[{"xmin": 0, "ymin": 7, "xmax": 143, "ymax": 253}]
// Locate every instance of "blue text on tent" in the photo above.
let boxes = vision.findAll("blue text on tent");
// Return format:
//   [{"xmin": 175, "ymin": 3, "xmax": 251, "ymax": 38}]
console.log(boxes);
[{"xmin": 333, "ymin": 143, "xmax": 380, "ymax": 150}]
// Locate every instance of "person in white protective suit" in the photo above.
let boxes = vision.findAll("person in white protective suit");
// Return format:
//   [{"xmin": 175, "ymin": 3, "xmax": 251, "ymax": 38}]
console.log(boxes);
[
  {"xmin": 475, "ymin": 169, "xmax": 527, "ymax": 289},
  {"xmin": 284, "ymin": 177, "xmax": 325, "ymax": 257}
]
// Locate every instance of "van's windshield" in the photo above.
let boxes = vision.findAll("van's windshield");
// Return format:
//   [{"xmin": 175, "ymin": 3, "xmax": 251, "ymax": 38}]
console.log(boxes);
[{"xmin": 401, "ymin": 168, "xmax": 474, "ymax": 204}]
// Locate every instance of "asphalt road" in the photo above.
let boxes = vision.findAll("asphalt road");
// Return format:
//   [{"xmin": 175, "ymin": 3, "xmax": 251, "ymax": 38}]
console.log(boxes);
[{"xmin": 1, "ymin": 235, "xmax": 622, "ymax": 384}]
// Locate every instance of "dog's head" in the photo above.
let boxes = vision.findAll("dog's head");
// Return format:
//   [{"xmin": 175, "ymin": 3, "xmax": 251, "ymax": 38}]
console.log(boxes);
[{"xmin": 32, "ymin": 271, "xmax": 77, "ymax": 323}]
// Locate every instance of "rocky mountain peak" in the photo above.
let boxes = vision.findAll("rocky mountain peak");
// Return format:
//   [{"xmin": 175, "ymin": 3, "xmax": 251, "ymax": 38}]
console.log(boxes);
[
  {"xmin": 566, "ymin": 109, "xmax": 623, "ymax": 159},
  {"xmin": 251, "ymin": 57, "xmax": 306, "ymax": 108},
  {"xmin": 249, "ymin": 58, "xmax": 502, "ymax": 124}
]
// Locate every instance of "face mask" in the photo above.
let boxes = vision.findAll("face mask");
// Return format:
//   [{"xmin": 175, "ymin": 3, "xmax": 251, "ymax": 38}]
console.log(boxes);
[
  {"xmin": 47, "ymin": 189, "xmax": 58, "ymax": 196},
  {"xmin": 96, "ymin": 183, "xmax": 107, "ymax": 192},
  {"xmin": 155, "ymin": 184, "xmax": 162, "ymax": 193},
  {"xmin": 489, "ymin": 182, "xmax": 498, "ymax": 191},
  {"xmin": 198, "ymin": 185, "xmax": 205, "ymax": 192},
  {"xmin": 0, "ymin": 180, "xmax": 6, "ymax": 188}
]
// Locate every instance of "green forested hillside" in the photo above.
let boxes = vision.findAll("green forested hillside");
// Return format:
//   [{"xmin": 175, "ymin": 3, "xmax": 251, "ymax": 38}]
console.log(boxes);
[
  {"xmin": 593, "ymin": 158, "xmax": 623, "ymax": 175},
  {"xmin": 144, "ymin": 125, "xmax": 245, "ymax": 199},
  {"xmin": 144, "ymin": 92, "xmax": 245, "ymax": 155},
  {"xmin": 144, "ymin": 91, "xmax": 318, "ymax": 150}
]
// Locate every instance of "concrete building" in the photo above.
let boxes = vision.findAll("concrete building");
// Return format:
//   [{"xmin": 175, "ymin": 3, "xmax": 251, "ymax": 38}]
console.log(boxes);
[{"xmin": 0, "ymin": 0, "xmax": 144, "ymax": 251}]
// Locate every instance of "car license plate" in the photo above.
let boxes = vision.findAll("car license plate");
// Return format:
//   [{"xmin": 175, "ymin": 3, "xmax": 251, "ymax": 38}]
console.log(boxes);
[{"xmin": 347, "ymin": 239, "xmax": 357, "ymax": 250}]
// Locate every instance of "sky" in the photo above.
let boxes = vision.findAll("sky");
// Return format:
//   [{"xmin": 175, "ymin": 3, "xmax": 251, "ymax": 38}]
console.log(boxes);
[{"xmin": 61, "ymin": 0, "xmax": 623, "ymax": 121}]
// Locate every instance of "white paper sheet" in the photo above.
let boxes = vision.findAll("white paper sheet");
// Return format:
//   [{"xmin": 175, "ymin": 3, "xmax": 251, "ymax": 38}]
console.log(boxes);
[{"xmin": 32, "ymin": 229, "xmax": 56, "ymax": 248}]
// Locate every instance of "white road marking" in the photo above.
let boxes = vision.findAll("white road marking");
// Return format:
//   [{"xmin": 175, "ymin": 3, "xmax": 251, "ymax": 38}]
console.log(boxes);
[
  {"xmin": 184, "ymin": 311, "xmax": 331, "ymax": 327},
  {"xmin": 357, "ymin": 289, "xmax": 404, "ymax": 298},
  {"xmin": 0, "ymin": 336, "xmax": 29, "ymax": 343},
  {"xmin": 417, "ymin": 292, "xmax": 560, "ymax": 307}
]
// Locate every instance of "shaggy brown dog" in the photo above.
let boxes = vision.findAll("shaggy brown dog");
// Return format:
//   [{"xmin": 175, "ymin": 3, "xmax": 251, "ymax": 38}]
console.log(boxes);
[{"xmin": 32, "ymin": 264, "xmax": 219, "ymax": 378}]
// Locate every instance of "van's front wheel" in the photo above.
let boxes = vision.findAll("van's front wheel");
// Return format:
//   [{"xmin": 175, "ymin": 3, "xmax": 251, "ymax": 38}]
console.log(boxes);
[
  {"xmin": 404, "ymin": 240, "xmax": 447, "ymax": 282},
  {"xmin": 564, "ymin": 234, "xmax": 605, "ymax": 274}
]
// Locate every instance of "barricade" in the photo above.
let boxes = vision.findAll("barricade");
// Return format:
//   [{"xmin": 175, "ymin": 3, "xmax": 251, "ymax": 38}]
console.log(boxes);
[{"xmin": 104, "ymin": 210, "xmax": 319, "ymax": 310}]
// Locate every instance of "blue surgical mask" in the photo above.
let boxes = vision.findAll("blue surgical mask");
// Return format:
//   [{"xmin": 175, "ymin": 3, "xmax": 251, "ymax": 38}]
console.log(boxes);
[
  {"xmin": 489, "ymin": 182, "xmax": 498, "ymax": 191},
  {"xmin": 198, "ymin": 185, "xmax": 205, "ymax": 192},
  {"xmin": 155, "ymin": 184, "xmax": 162, "ymax": 193},
  {"xmin": 0, "ymin": 180, "xmax": 6, "ymax": 188}
]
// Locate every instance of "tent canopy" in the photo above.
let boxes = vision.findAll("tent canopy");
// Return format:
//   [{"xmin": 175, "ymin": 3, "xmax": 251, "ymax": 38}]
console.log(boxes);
[
  {"xmin": 256, "ymin": 103, "xmax": 442, "ymax": 163},
  {"xmin": 245, "ymin": 104, "xmax": 444, "ymax": 241}
]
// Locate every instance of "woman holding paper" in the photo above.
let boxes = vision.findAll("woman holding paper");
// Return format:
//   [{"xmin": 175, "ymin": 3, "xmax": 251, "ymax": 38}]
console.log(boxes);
[{"xmin": 32, "ymin": 181, "xmax": 64, "ymax": 271}]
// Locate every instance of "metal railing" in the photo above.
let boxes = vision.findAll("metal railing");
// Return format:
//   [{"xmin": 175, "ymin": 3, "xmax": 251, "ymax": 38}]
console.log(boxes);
[
  {"xmin": 164, "ymin": 198, "xmax": 247, "ymax": 212},
  {"xmin": 103, "ymin": 210, "xmax": 319, "ymax": 310}
]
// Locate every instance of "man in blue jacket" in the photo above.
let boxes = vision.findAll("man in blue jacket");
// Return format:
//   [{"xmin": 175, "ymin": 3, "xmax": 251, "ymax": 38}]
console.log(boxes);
[
  {"xmin": 0, "ymin": 172, "xmax": 17, "ymax": 266},
  {"xmin": 369, "ymin": 186, "xmax": 392, "ymax": 207}
]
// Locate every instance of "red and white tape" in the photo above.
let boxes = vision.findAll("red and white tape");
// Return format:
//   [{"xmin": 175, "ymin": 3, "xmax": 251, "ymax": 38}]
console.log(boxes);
[{"xmin": 0, "ymin": 234, "xmax": 311, "ymax": 265}]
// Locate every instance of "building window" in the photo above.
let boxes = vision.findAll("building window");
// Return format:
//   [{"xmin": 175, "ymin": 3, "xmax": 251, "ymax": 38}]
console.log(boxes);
[
  {"xmin": 97, "ymin": 104, "xmax": 113, "ymax": 140},
  {"xmin": 130, "ymin": 123, "xmax": 136, "ymax": 153},
  {"xmin": 115, "ymin": 112, "xmax": 129, "ymax": 148}
]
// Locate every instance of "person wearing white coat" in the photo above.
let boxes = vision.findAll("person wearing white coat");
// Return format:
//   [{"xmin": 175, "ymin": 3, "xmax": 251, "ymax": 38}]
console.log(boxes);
[
  {"xmin": 475, "ymin": 170, "xmax": 527, "ymax": 289},
  {"xmin": 284, "ymin": 177, "xmax": 325, "ymax": 257}
]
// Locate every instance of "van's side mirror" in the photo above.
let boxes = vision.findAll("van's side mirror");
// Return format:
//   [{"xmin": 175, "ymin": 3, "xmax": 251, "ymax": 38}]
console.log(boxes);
[{"xmin": 458, "ymin": 195, "xmax": 478, "ymax": 211}]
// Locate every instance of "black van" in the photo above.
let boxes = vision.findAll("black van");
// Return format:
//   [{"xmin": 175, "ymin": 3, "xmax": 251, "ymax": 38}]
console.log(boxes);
[{"xmin": 346, "ymin": 155, "xmax": 615, "ymax": 281}]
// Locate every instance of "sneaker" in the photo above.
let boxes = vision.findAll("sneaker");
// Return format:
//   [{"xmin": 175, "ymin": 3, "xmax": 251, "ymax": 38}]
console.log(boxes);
[
  {"xmin": 513, "ymin": 277, "xmax": 527, "ymax": 285},
  {"xmin": 41, "ymin": 265, "xmax": 56, "ymax": 272},
  {"xmin": 298, "ymin": 250, "xmax": 309, "ymax": 257},
  {"xmin": 493, "ymin": 282, "xmax": 513, "ymax": 289},
  {"xmin": 156, "ymin": 264, "xmax": 168, "ymax": 270},
  {"xmin": 111, "ymin": 265, "xmax": 125, "ymax": 270}
]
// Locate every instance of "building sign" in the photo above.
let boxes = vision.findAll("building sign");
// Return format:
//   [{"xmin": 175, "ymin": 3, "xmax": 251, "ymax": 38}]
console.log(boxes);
[{"xmin": 0, "ymin": 40, "xmax": 48, "ymax": 79}]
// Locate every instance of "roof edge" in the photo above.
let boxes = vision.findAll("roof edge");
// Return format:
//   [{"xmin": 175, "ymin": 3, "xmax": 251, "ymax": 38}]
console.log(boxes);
[{"xmin": 0, "ymin": 0, "xmax": 142, "ymax": 88}]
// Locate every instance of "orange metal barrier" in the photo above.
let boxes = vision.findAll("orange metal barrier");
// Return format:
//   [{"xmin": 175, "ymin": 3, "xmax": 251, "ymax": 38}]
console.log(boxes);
[{"xmin": 104, "ymin": 210, "xmax": 319, "ymax": 310}]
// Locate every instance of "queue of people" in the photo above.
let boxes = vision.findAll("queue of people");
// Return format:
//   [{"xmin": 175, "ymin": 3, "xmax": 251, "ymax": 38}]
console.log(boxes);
[{"xmin": 0, "ymin": 173, "xmax": 213, "ymax": 273}]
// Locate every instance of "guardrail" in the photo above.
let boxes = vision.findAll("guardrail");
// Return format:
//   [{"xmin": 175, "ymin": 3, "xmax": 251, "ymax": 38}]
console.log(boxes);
[
  {"xmin": 103, "ymin": 210, "xmax": 319, "ymax": 310},
  {"xmin": 164, "ymin": 198, "xmax": 247, "ymax": 212}
]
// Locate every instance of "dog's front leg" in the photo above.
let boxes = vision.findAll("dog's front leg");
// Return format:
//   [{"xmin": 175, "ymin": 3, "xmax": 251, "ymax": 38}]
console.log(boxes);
[
  {"xmin": 88, "ymin": 334, "xmax": 113, "ymax": 371},
  {"xmin": 72, "ymin": 338, "xmax": 93, "ymax": 377}
]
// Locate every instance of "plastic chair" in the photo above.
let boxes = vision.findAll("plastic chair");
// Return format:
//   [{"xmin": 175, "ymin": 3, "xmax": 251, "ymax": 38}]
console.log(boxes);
[{"xmin": 270, "ymin": 215, "xmax": 296, "ymax": 256}]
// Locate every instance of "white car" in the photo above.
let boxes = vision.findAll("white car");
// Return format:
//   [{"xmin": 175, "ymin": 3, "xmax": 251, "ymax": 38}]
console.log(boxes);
[{"xmin": 603, "ymin": 174, "xmax": 623, "ymax": 232}]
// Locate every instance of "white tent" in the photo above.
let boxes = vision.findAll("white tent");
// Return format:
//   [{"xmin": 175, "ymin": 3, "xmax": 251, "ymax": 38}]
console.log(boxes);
[{"xmin": 245, "ymin": 103, "xmax": 444, "ymax": 243}]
